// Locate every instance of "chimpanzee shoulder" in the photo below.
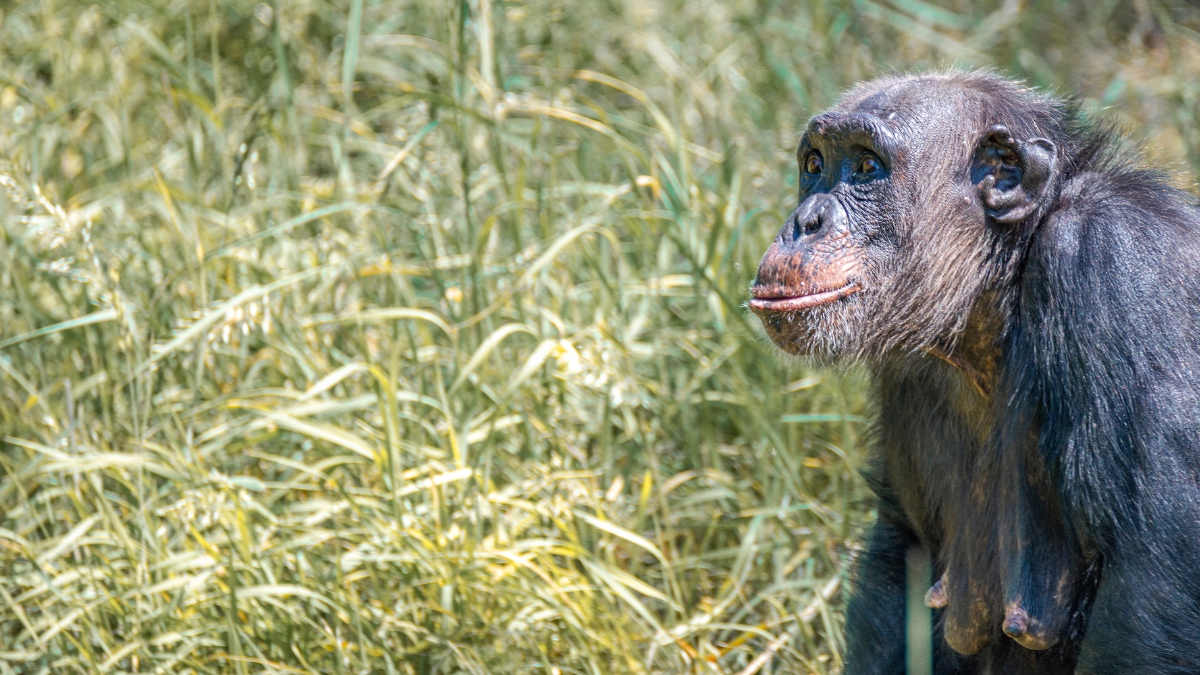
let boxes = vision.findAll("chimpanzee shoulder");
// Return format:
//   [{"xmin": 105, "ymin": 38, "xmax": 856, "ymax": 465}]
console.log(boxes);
[
  {"xmin": 1014, "ymin": 141, "xmax": 1200, "ymax": 538},
  {"xmin": 1022, "ymin": 154, "xmax": 1200, "ymax": 381}
]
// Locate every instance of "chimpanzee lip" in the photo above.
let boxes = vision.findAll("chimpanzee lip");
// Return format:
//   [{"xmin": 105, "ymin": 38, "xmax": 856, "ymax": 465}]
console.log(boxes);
[{"xmin": 749, "ymin": 282, "xmax": 861, "ymax": 312}]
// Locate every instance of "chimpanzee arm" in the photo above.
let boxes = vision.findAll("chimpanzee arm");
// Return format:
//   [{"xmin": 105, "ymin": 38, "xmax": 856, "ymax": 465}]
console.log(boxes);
[
  {"xmin": 843, "ymin": 512, "xmax": 912, "ymax": 675},
  {"xmin": 1018, "ymin": 173, "xmax": 1200, "ymax": 672}
]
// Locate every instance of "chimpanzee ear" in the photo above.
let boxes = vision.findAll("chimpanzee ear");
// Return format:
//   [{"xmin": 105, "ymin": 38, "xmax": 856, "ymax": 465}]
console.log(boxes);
[{"xmin": 973, "ymin": 124, "xmax": 1057, "ymax": 224}]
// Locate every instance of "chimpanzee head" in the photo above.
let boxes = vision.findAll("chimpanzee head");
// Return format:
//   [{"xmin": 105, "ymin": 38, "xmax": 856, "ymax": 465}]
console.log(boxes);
[{"xmin": 750, "ymin": 72, "xmax": 1066, "ymax": 358}]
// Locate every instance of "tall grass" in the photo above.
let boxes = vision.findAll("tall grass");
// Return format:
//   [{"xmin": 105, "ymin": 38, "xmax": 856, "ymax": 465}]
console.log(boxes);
[{"xmin": 1, "ymin": 1, "xmax": 1199, "ymax": 673}]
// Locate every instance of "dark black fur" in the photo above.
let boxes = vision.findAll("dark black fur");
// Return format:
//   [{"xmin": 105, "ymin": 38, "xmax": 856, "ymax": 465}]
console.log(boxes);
[{"xmin": 751, "ymin": 71, "xmax": 1200, "ymax": 674}]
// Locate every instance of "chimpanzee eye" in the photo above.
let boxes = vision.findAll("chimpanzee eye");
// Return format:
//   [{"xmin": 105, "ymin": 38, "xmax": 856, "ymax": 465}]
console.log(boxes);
[
  {"xmin": 804, "ymin": 152, "xmax": 824, "ymax": 175},
  {"xmin": 858, "ymin": 153, "xmax": 882, "ymax": 175}
]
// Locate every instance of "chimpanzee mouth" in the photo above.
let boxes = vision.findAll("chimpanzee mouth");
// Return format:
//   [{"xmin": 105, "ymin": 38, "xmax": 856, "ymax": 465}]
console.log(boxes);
[{"xmin": 748, "ymin": 282, "xmax": 861, "ymax": 313}]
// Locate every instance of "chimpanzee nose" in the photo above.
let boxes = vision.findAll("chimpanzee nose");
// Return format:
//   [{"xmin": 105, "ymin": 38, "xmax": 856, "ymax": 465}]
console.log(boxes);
[{"xmin": 782, "ymin": 194, "xmax": 836, "ymax": 243}]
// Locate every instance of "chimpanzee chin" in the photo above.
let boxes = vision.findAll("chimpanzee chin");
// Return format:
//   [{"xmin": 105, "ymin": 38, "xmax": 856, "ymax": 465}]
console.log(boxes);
[{"xmin": 750, "ymin": 70, "xmax": 1200, "ymax": 674}]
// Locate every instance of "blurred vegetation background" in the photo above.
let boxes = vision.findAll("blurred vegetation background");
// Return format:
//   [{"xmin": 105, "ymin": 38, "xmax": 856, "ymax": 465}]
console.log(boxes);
[{"xmin": 1, "ymin": 1, "xmax": 1199, "ymax": 673}]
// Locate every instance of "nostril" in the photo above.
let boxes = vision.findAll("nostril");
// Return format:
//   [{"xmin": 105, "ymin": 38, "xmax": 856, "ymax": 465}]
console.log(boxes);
[{"xmin": 785, "ymin": 197, "xmax": 830, "ymax": 241}]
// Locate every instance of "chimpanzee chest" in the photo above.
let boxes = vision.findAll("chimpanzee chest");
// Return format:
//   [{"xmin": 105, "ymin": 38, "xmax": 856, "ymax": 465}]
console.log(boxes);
[{"xmin": 877, "ymin": 356, "xmax": 996, "ymax": 551}]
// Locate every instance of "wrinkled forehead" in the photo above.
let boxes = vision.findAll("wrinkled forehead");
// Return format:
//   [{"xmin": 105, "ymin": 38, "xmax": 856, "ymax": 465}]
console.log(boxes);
[
  {"xmin": 839, "ymin": 79, "xmax": 980, "ymax": 124},
  {"xmin": 806, "ymin": 80, "xmax": 982, "ymax": 148}
]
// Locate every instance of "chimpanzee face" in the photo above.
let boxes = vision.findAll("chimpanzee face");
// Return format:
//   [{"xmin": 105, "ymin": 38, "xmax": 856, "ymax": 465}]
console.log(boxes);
[
  {"xmin": 750, "ymin": 110, "xmax": 907, "ymax": 357},
  {"xmin": 749, "ymin": 78, "xmax": 1057, "ymax": 359}
]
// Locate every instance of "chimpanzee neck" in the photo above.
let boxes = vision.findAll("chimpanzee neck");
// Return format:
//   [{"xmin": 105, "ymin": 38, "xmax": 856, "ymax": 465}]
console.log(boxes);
[{"xmin": 922, "ymin": 290, "xmax": 1006, "ymax": 398}]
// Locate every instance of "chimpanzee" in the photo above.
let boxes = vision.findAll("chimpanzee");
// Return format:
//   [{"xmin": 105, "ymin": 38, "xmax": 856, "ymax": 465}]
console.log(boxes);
[{"xmin": 749, "ymin": 70, "xmax": 1200, "ymax": 674}]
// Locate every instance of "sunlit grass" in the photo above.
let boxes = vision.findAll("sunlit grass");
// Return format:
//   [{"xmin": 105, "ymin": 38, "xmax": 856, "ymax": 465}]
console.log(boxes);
[{"xmin": 1, "ymin": 1, "xmax": 1199, "ymax": 673}]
